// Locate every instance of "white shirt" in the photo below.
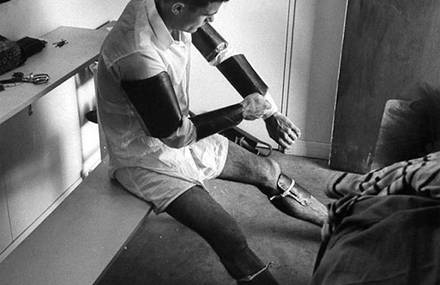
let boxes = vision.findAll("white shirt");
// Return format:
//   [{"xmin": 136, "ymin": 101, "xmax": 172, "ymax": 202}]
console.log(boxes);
[{"xmin": 97, "ymin": 0, "xmax": 229, "ymax": 187}]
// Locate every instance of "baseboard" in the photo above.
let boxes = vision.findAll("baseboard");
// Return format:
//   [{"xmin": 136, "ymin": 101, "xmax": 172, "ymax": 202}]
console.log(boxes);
[{"xmin": 284, "ymin": 140, "xmax": 331, "ymax": 160}]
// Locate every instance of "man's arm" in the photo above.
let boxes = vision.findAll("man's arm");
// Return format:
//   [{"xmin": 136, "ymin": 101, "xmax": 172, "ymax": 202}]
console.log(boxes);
[
  {"xmin": 120, "ymin": 70, "xmax": 269, "ymax": 148},
  {"xmin": 264, "ymin": 113, "xmax": 301, "ymax": 149},
  {"xmin": 192, "ymin": 23, "xmax": 300, "ymax": 148}
]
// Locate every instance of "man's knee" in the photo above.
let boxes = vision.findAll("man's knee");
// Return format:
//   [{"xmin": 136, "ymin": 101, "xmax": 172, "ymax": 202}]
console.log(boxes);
[
  {"xmin": 257, "ymin": 157, "xmax": 282, "ymax": 195},
  {"xmin": 265, "ymin": 157, "xmax": 281, "ymax": 177}
]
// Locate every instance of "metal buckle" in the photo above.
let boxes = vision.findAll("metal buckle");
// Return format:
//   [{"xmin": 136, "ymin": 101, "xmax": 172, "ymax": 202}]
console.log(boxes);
[
  {"xmin": 271, "ymin": 174, "xmax": 310, "ymax": 206},
  {"xmin": 236, "ymin": 262, "xmax": 272, "ymax": 282}
]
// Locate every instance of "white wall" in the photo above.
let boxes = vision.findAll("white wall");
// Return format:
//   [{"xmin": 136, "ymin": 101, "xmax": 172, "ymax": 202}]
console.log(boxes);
[
  {"xmin": 190, "ymin": 0, "xmax": 347, "ymax": 159},
  {"xmin": 0, "ymin": 0, "xmax": 129, "ymax": 39},
  {"xmin": 189, "ymin": 0, "xmax": 292, "ymax": 147},
  {"xmin": 286, "ymin": 0, "xmax": 347, "ymax": 159}
]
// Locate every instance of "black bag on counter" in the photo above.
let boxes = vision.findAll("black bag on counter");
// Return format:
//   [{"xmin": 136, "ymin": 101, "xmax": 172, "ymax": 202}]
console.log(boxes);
[
  {"xmin": 0, "ymin": 35, "xmax": 23, "ymax": 75},
  {"xmin": 0, "ymin": 35, "xmax": 46, "ymax": 76}
]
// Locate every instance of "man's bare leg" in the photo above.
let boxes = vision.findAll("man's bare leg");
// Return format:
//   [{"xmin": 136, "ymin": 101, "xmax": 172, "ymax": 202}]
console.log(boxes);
[
  {"xmin": 166, "ymin": 186, "xmax": 279, "ymax": 284},
  {"xmin": 219, "ymin": 141, "xmax": 328, "ymax": 226}
]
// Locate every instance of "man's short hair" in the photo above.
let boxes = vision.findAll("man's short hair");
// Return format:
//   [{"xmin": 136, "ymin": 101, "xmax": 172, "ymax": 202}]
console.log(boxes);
[{"xmin": 181, "ymin": 0, "xmax": 229, "ymax": 9}]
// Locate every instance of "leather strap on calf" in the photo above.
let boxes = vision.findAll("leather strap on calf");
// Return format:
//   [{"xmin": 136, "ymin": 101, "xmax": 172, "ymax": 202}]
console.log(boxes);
[
  {"xmin": 121, "ymin": 71, "xmax": 183, "ymax": 138},
  {"xmin": 236, "ymin": 262, "xmax": 273, "ymax": 283},
  {"xmin": 190, "ymin": 103, "xmax": 244, "ymax": 140},
  {"xmin": 269, "ymin": 174, "xmax": 311, "ymax": 206}
]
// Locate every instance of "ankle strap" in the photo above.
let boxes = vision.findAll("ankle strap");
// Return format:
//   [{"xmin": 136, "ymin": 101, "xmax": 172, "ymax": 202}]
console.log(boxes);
[{"xmin": 236, "ymin": 262, "xmax": 272, "ymax": 282}]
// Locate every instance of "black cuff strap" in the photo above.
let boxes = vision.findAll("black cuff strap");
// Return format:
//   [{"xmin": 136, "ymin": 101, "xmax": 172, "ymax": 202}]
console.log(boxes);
[
  {"xmin": 192, "ymin": 23, "xmax": 228, "ymax": 62},
  {"xmin": 190, "ymin": 103, "xmax": 243, "ymax": 140},
  {"xmin": 192, "ymin": 24, "xmax": 268, "ymax": 98},
  {"xmin": 217, "ymin": 54, "xmax": 268, "ymax": 98},
  {"xmin": 121, "ymin": 71, "xmax": 183, "ymax": 138}
]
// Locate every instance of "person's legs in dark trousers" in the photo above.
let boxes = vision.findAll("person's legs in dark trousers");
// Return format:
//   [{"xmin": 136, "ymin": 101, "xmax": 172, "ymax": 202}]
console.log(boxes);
[{"xmin": 166, "ymin": 186, "xmax": 278, "ymax": 284}]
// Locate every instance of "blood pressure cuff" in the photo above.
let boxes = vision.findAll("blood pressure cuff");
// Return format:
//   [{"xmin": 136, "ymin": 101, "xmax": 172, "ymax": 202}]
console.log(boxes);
[
  {"xmin": 192, "ymin": 24, "xmax": 268, "ymax": 98},
  {"xmin": 121, "ymin": 71, "xmax": 183, "ymax": 138},
  {"xmin": 121, "ymin": 71, "xmax": 244, "ymax": 143},
  {"xmin": 190, "ymin": 103, "xmax": 243, "ymax": 140},
  {"xmin": 191, "ymin": 22, "xmax": 228, "ymax": 63},
  {"xmin": 217, "ymin": 54, "xmax": 268, "ymax": 97}
]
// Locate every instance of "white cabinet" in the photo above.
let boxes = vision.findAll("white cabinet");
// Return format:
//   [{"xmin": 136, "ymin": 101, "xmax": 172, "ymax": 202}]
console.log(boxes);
[
  {"xmin": 0, "ymin": 27, "xmax": 105, "ymax": 258},
  {"xmin": 0, "ymin": 185, "xmax": 12, "ymax": 254},
  {"xmin": 190, "ymin": 0, "xmax": 293, "ymax": 147},
  {"xmin": 0, "ymin": 80, "xmax": 83, "ymax": 238}
]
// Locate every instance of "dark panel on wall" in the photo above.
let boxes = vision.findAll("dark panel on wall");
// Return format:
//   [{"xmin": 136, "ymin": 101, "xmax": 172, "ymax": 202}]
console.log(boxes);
[{"xmin": 330, "ymin": 0, "xmax": 440, "ymax": 173}]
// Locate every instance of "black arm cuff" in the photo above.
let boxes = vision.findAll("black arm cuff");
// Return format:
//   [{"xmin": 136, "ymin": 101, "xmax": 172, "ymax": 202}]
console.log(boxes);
[
  {"xmin": 192, "ymin": 23, "xmax": 228, "ymax": 62},
  {"xmin": 121, "ymin": 71, "xmax": 183, "ymax": 138},
  {"xmin": 192, "ymin": 24, "xmax": 268, "ymax": 98},
  {"xmin": 190, "ymin": 103, "xmax": 244, "ymax": 140},
  {"xmin": 217, "ymin": 54, "xmax": 268, "ymax": 98}
]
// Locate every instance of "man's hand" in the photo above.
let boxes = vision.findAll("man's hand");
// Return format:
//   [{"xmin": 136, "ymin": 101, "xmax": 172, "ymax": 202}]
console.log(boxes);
[
  {"xmin": 264, "ymin": 112, "xmax": 301, "ymax": 149},
  {"xmin": 241, "ymin": 93, "xmax": 271, "ymax": 120}
]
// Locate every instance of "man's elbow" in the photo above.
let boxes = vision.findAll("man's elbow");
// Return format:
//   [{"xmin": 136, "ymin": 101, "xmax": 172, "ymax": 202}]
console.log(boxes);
[
  {"xmin": 160, "ymin": 131, "xmax": 196, "ymax": 148},
  {"xmin": 158, "ymin": 118, "xmax": 197, "ymax": 148},
  {"xmin": 161, "ymin": 137, "xmax": 188, "ymax": 148}
]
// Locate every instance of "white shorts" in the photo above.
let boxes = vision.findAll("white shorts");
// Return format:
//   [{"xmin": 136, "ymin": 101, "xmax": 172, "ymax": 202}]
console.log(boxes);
[
  {"xmin": 114, "ymin": 167, "xmax": 197, "ymax": 213},
  {"xmin": 114, "ymin": 135, "xmax": 229, "ymax": 213}
]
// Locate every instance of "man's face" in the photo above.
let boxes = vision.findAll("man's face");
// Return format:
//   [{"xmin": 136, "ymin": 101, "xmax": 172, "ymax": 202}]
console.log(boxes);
[{"xmin": 175, "ymin": 2, "xmax": 223, "ymax": 33}]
